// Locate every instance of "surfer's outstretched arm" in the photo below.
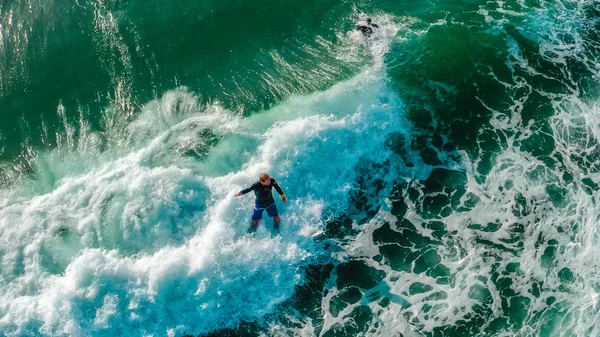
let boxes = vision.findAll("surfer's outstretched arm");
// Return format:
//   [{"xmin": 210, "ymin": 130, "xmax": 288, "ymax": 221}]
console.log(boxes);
[
  {"xmin": 272, "ymin": 179, "xmax": 286, "ymax": 203},
  {"xmin": 235, "ymin": 184, "xmax": 256, "ymax": 197}
]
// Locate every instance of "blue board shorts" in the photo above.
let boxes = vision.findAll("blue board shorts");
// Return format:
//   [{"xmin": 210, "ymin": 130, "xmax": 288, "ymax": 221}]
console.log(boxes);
[{"xmin": 252, "ymin": 203, "xmax": 278, "ymax": 220}]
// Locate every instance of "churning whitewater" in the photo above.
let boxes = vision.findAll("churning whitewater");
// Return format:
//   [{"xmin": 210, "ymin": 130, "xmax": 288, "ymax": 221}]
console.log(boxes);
[
  {"xmin": 0, "ymin": 41, "xmax": 416, "ymax": 335},
  {"xmin": 2, "ymin": 0, "xmax": 600, "ymax": 336}
]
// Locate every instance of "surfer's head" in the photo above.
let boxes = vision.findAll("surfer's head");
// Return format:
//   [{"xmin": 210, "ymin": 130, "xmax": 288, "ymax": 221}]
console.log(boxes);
[{"xmin": 259, "ymin": 173, "xmax": 270, "ymax": 185}]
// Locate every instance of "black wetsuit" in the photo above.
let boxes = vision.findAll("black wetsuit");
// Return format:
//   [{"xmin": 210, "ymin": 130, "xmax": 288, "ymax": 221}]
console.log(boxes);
[
  {"xmin": 356, "ymin": 21, "xmax": 379, "ymax": 37},
  {"xmin": 240, "ymin": 178, "xmax": 284, "ymax": 207}
]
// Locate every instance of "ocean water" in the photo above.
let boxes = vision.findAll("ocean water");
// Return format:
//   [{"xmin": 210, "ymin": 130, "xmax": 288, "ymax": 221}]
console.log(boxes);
[{"xmin": 1, "ymin": 0, "xmax": 600, "ymax": 336}]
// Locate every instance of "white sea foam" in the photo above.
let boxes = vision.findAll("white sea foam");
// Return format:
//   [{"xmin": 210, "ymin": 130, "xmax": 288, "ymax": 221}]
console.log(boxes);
[
  {"xmin": 337, "ymin": 1, "xmax": 600, "ymax": 336},
  {"xmin": 0, "ymin": 49, "xmax": 412, "ymax": 336},
  {"xmin": 5, "ymin": 2, "xmax": 599, "ymax": 336},
  {"xmin": 296, "ymin": 3, "xmax": 600, "ymax": 337}
]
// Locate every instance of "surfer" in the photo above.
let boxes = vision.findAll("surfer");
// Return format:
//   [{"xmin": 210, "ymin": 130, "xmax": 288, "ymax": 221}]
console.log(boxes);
[
  {"xmin": 356, "ymin": 17, "xmax": 379, "ymax": 37},
  {"xmin": 235, "ymin": 173, "xmax": 287, "ymax": 228}
]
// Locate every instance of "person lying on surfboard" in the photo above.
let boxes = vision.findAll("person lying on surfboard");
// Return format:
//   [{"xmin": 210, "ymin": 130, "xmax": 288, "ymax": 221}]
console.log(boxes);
[
  {"xmin": 235, "ymin": 173, "xmax": 287, "ymax": 229},
  {"xmin": 356, "ymin": 17, "xmax": 379, "ymax": 37}
]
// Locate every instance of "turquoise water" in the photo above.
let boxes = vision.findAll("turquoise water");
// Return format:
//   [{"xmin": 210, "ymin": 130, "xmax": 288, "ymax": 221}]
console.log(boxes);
[{"xmin": 1, "ymin": 0, "xmax": 600, "ymax": 336}]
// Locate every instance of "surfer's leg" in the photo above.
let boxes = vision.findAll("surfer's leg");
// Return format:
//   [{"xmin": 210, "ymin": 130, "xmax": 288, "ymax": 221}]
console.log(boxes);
[
  {"xmin": 266, "ymin": 204, "xmax": 280, "ymax": 228},
  {"xmin": 251, "ymin": 208, "xmax": 263, "ymax": 227}
]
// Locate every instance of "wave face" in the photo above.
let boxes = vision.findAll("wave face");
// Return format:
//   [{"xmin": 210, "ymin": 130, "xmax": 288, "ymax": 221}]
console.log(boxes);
[{"xmin": 1, "ymin": 0, "xmax": 600, "ymax": 336}]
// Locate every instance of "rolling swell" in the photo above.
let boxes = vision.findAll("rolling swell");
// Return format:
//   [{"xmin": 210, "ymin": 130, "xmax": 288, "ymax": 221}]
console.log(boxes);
[{"xmin": 0, "ymin": 0, "xmax": 359, "ymax": 163}]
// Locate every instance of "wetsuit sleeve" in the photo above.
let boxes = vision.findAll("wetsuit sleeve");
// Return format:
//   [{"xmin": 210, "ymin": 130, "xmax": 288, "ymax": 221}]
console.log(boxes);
[
  {"xmin": 239, "ymin": 183, "xmax": 257, "ymax": 195},
  {"xmin": 272, "ymin": 179, "xmax": 284, "ymax": 195},
  {"xmin": 371, "ymin": 23, "xmax": 379, "ymax": 28}
]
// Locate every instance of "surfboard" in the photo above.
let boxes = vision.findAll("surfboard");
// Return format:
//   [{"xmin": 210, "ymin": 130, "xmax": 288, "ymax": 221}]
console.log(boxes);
[{"xmin": 310, "ymin": 229, "xmax": 324, "ymax": 237}]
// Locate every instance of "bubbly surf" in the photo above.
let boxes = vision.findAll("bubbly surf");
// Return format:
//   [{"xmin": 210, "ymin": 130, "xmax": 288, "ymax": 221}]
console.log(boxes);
[{"xmin": 1, "ymin": 0, "xmax": 600, "ymax": 336}]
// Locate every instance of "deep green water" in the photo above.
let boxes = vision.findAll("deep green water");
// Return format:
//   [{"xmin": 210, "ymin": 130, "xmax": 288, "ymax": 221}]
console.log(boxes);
[{"xmin": 2, "ymin": 0, "xmax": 600, "ymax": 336}]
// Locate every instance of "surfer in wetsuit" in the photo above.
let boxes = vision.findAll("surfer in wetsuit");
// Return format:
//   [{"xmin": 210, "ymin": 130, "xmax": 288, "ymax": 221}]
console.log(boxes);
[
  {"xmin": 235, "ymin": 173, "xmax": 287, "ymax": 228},
  {"xmin": 356, "ymin": 17, "xmax": 379, "ymax": 37}
]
